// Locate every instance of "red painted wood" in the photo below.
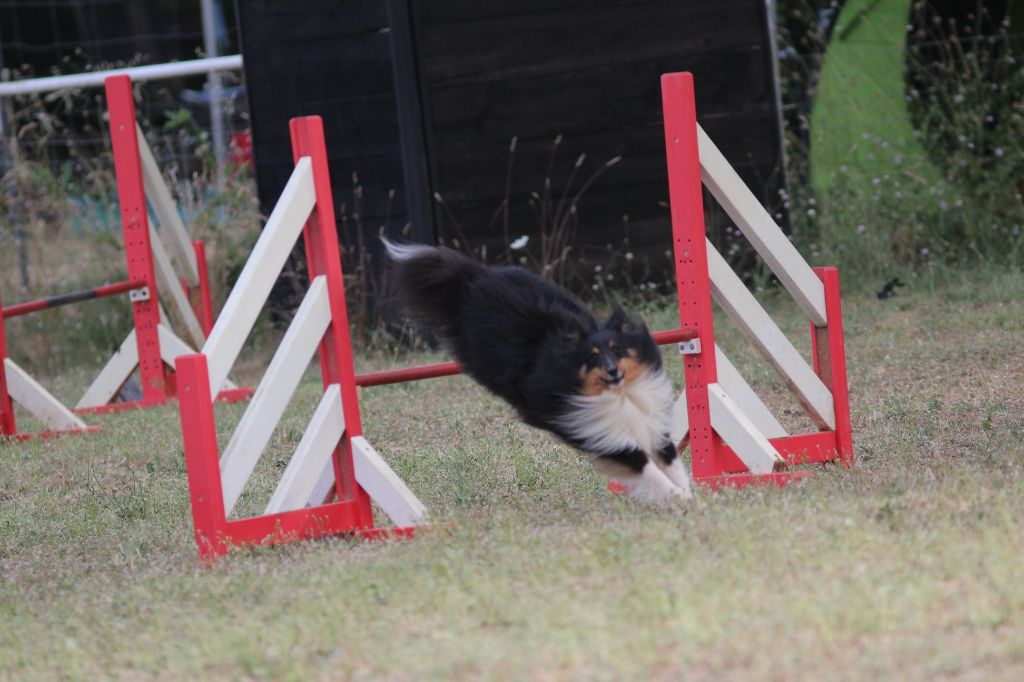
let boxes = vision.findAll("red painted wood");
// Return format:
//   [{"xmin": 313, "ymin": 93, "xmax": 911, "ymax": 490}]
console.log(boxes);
[
  {"xmin": 2, "ymin": 278, "xmax": 147, "ymax": 319},
  {"xmin": 711, "ymin": 431, "xmax": 839, "ymax": 474},
  {"xmin": 662, "ymin": 72, "xmax": 720, "ymax": 479},
  {"xmin": 175, "ymin": 353, "xmax": 231, "ymax": 558},
  {"xmin": 353, "ymin": 327, "xmax": 697, "ymax": 388},
  {"xmin": 291, "ymin": 116, "xmax": 373, "ymax": 524},
  {"xmin": 695, "ymin": 469, "xmax": 815, "ymax": 491},
  {"xmin": 0, "ymin": 288, "xmax": 15, "ymax": 436},
  {"xmin": 193, "ymin": 240, "xmax": 215, "ymax": 336},
  {"xmin": 814, "ymin": 267, "xmax": 854, "ymax": 465},
  {"xmin": 105, "ymin": 75, "xmax": 168, "ymax": 405}
]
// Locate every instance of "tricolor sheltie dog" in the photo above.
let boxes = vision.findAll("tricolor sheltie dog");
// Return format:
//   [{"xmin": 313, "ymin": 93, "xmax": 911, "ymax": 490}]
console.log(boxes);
[{"xmin": 384, "ymin": 239, "xmax": 693, "ymax": 504}]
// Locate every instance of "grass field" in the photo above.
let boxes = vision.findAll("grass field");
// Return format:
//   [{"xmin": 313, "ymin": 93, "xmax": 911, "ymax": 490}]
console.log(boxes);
[{"xmin": 2, "ymin": 269, "xmax": 1024, "ymax": 680}]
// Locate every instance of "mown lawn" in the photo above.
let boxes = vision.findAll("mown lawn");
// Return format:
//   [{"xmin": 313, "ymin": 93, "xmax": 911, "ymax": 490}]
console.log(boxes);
[{"xmin": 2, "ymin": 270, "xmax": 1023, "ymax": 680}]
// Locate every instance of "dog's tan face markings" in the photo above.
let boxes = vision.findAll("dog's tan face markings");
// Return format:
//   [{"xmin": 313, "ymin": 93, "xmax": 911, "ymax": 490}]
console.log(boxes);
[{"xmin": 579, "ymin": 344, "xmax": 648, "ymax": 394}]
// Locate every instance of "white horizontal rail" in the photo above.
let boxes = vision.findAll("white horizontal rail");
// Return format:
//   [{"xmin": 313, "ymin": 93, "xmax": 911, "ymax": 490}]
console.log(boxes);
[
  {"xmin": 706, "ymin": 238, "xmax": 836, "ymax": 430},
  {"xmin": 697, "ymin": 125, "xmax": 828, "ymax": 327},
  {"xmin": 219, "ymin": 276, "xmax": 331, "ymax": 515},
  {"xmin": 5, "ymin": 358, "xmax": 87, "ymax": 431},
  {"xmin": 138, "ymin": 125, "xmax": 199, "ymax": 285},
  {"xmin": 265, "ymin": 384, "xmax": 345, "ymax": 515},
  {"xmin": 0, "ymin": 55, "xmax": 243, "ymax": 98},
  {"xmin": 202, "ymin": 157, "xmax": 316, "ymax": 398},
  {"xmin": 708, "ymin": 383, "xmax": 781, "ymax": 474}
]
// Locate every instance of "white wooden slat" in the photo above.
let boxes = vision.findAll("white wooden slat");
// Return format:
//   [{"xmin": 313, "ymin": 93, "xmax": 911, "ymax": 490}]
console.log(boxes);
[
  {"xmin": 5, "ymin": 358, "xmax": 87, "ymax": 430},
  {"xmin": 706, "ymin": 238, "xmax": 836, "ymax": 430},
  {"xmin": 76, "ymin": 330, "xmax": 138, "ymax": 408},
  {"xmin": 202, "ymin": 157, "xmax": 316, "ymax": 397},
  {"xmin": 669, "ymin": 347, "xmax": 788, "ymax": 446},
  {"xmin": 714, "ymin": 348, "xmax": 788, "ymax": 438},
  {"xmin": 149, "ymin": 224, "xmax": 206, "ymax": 348},
  {"xmin": 156, "ymin": 324, "xmax": 236, "ymax": 390},
  {"xmin": 707, "ymin": 383, "xmax": 781, "ymax": 474},
  {"xmin": 349, "ymin": 436, "xmax": 427, "ymax": 527},
  {"xmin": 697, "ymin": 125, "xmax": 828, "ymax": 326},
  {"xmin": 308, "ymin": 437, "xmax": 428, "ymax": 527},
  {"xmin": 264, "ymin": 385, "xmax": 345, "ymax": 514},
  {"xmin": 219, "ymin": 276, "xmax": 331, "ymax": 515},
  {"xmin": 137, "ymin": 124, "xmax": 199, "ymax": 284}
]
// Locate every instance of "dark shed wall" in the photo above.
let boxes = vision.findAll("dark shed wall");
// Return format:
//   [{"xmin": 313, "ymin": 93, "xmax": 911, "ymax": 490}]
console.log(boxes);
[
  {"xmin": 238, "ymin": 0, "xmax": 784, "ymax": 278},
  {"xmin": 417, "ymin": 0, "xmax": 785, "ymax": 258},
  {"xmin": 237, "ymin": 0, "xmax": 406, "ymax": 232}
]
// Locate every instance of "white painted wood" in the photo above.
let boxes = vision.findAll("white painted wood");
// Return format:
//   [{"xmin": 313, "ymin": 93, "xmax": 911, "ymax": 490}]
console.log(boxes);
[
  {"xmin": 714, "ymin": 348, "xmax": 788, "ymax": 438},
  {"xmin": 706, "ymin": 238, "xmax": 836, "ymax": 430},
  {"xmin": 668, "ymin": 389, "xmax": 690, "ymax": 447},
  {"xmin": 148, "ymin": 224, "xmax": 206, "ymax": 348},
  {"xmin": 202, "ymin": 158, "xmax": 316, "ymax": 397},
  {"xmin": 76, "ymin": 330, "xmax": 139, "ymax": 408},
  {"xmin": 264, "ymin": 384, "xmax": 345, "ymax": 514},
  {"xmin": 708, "ymin": 383, "xmax": 781, "ymax": 474},
  {"xmin": 219, "ymin": 277, "xmax": 331, "ymax": 515},
  {"xmin": 309, "ymin": 453, "xmax": 338, "ymax": 508},
  {"xmin": 308, "ymin": 437, "xmax": 428, "ymax": 526},
  {"xmin": 155, "ymin": 324, "xmax": 237, "ymax": 390},
  {"xmin": 669, "ymin": 347, "xmax": 788, "ymax": 446},
  {"xmin": 349, "ymin": 436, "xmax": 427, "ymax": 527},
  {"xmin": 697, "ymin": 125, "xmax": 828, "ymax": 327},
  {"xmin": 5, "ymin": 358, "xmax": 87, "ymax": 430},
  {"xmin": 137, "ymin": 124, "xmax": 198, "ymax": 284}
]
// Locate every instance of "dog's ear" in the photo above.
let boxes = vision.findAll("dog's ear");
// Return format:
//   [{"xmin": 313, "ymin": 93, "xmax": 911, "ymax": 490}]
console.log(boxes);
[{"xmin": 606, "ymin": 306, "xmax": 643, "ymax": 334}]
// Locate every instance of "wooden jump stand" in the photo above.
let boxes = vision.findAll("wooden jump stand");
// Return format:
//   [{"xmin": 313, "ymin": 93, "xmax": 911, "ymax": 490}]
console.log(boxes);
[
  {"xmin": 661, "ymin": 72, "xmax": 852, "ymax": 488},
  {"xmin": 1, "ymin": 75, "xmax": 246, "ymax": 441},
  {"xmin": 74, "ymin": 75, "xmax": 249, "ymax": 414},
  {"xmin": 176, "ymin": 116, "xmax": 425, "ymax": 559}
]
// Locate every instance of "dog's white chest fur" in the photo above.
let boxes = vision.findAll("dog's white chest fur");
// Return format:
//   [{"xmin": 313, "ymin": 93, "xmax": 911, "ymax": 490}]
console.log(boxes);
[{"xmin": 557, "ymin": 368, "xmax": 674, "ymax": 456}]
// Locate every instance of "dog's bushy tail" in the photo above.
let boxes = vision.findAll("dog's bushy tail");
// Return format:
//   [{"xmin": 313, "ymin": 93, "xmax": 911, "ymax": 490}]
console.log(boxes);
[{"xmin": 382, "ymin": 238, "xmax": 486, "ymax": 341}]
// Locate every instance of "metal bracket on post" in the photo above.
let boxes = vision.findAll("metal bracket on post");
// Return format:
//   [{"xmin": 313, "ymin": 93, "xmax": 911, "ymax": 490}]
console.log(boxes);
[
  {"xmin": 129, "ymin": 286, "xmax": 151, "ymax": 303},
  {"xmin": 678, "ymin": 338, "xmax": 702, "ymax": 355}
]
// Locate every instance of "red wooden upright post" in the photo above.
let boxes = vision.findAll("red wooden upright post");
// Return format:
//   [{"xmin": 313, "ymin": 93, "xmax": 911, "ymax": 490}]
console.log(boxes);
[
  {"xmin": 193, "ymin": 240, "xmax": 215, "ymax": 336},
  {"xmin": 662, "ymin": 73, "xmax": 721, "ymax": 479},
  {"xmin": 0, "ymin": 289, "xmax": 16, "ymax": 436},
  {"xmin": 176, "ymin": 353, "xmax": 230, "ymax": 557},
  {"xmin": 289, "ymin": 116, "xmax": 374, "ymax": 526},
  {"xmin": 812, "ymin": 267, "xmax": 854, "ymax": 465},
  {"xmin": 105, "ymin": 75, "xmax": 168, "ymax": 404}
]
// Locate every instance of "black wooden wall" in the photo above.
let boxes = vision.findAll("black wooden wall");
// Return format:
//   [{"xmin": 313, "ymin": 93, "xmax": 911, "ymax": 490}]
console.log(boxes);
[{"xmin": 237, "ymin": 0, "xmax": 785, "ymax": 280}]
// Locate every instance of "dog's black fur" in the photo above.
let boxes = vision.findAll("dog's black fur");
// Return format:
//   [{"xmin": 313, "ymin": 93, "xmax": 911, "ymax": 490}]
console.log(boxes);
[{"xmin": 383, "ymin": 240, "xmax": 689, "ymax": 498}]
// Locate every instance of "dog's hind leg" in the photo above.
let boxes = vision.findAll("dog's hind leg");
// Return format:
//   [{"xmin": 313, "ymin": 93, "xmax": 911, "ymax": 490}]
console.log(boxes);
[
  {"xmin": 592, "ymin": 449, "xmax": 688, "ymax": 505},
  {"xmin": 653, "ymin": 440, "xmax": 694, "ymax": 499}
]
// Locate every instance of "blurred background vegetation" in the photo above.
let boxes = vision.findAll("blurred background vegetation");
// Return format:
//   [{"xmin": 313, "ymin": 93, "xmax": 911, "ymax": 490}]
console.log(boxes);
[{"xmin": 2, "ymin": 0, "xmax": 1023, "ymax": 375}]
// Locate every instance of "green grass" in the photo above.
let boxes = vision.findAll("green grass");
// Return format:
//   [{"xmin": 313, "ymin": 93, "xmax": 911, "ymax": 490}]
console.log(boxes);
[
  {"xmin": 3, "ymin": 272, "xmax": 1024, "ymax": 680},
  {"xmin": 810, "ymin": 0, "xmax": 940, "ymax": 193}
]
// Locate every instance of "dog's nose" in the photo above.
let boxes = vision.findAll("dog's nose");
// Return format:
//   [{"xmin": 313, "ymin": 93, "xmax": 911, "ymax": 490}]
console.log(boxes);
[{"xmin": 606, "ymin": 366, "xmax": 621, "ymax": 378}]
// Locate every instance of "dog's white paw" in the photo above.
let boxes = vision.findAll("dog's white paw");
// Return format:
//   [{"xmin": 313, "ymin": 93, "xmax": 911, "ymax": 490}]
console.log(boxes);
[{"xmin": 618, "ymin": 462, "xmax": 692, "ymax": 505}]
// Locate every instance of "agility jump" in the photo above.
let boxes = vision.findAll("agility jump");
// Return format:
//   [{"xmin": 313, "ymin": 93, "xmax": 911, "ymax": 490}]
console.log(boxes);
[
  {"xmin": 1, "ymin": 74, "xmax": 245, "ymax": 440},
  {"xmin": 176, "ymin": 116, "xmax": 425, "ymax": 558},
  {"xmin": 175, "ymin": 71, "xmax": 853, "ymax": 557}
]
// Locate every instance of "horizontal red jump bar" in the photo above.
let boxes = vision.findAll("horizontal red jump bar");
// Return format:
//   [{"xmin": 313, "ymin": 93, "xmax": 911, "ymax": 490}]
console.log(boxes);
[
  {"xmin": 354, "ymin": 327, "xmax": 697, "ymax": 388},
  {"xmin": 2, "ymin": 278, "xmax": 147, "ymax": 319}
]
